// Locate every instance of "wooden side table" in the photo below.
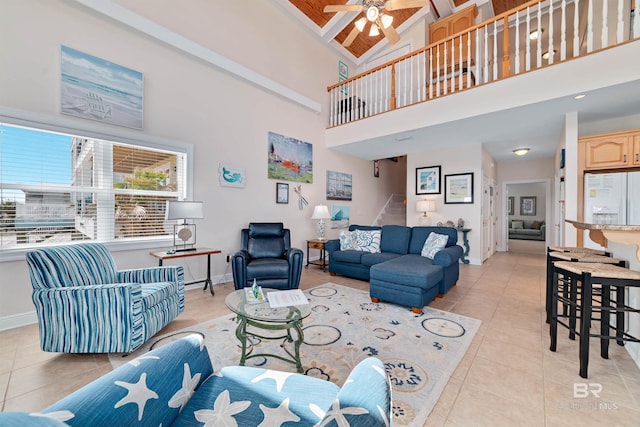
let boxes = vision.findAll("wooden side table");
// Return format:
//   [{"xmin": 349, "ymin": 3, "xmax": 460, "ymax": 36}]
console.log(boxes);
[
  {"xmin": 150, "ymin": 247, "xmax": 221, "ymax": 295},
  {"xmin": 306, "ymin": 239, "xmax": 327, "ymax": 271}
]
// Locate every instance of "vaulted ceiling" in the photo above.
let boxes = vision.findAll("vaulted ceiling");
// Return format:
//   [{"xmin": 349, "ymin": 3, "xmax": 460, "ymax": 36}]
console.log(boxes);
[{"xmin": 275, "ymin": 0, "xmax": 530, "ymax": 64}]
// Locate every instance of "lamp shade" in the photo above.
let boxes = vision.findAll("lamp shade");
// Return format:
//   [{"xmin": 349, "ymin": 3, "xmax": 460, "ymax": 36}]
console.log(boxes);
[
  {"xmin": 166, "ymin": 200, "xmax": 204, "ymax": 220},
  {"xmin": 311, "ymin": 205, "xmax": 331, "ymax": 219},
  {"xmin": 416, "ymin": 200, "xmax": 435, "ymax": 213}
]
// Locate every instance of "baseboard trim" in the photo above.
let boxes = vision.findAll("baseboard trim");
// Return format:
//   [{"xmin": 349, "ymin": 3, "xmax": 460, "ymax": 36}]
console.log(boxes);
[{"xmin": 0, "ymin": 311, "xmax": 38, "ymax": 332}]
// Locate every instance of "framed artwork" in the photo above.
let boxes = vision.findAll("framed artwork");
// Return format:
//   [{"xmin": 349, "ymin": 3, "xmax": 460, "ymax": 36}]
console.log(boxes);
[
  {"xmin": 276, "ymin": 183, "xmax": 289, "ymax": 204},
  {"xmin": 60, "ymin": 45, "xmax": 144, "ymax": 129},
  {"xmin": 330, "ymin": 205, "xmax": 350, "ymax": 229},
  {"xmin": 218, "ymin": 163, "xmax": 245, "ymax": 188},
  {"xmin": 267, "ymin": 131, "xmax": 313, "ymax": 183},
  {"xmin": 373, "ymin": 160, "xmax": 380, "ymax": 178},
  {"xmin": 520, "ymin": 196, "xmax": 536, "ymax": 215},
  {"xmin": 416, "ymin": 165, "xmax": 441, "ymax": 195},
  {"xmin": 444, "ymin": 173, "xmax": 474, "ymax": 204},
  {"xmin": 327, "ymin": 170, "xmax": 352, "ymax": 201},
  {"xmin": 507, "ymin": 196, "xmax": 514, "ymax": 215}
]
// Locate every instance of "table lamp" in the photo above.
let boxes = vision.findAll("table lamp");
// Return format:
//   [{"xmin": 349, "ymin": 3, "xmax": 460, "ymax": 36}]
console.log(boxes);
[
  {"xmin": 416, "ymin": 200, "xmax": 436, "ymax": 226},
  {"xmin": 311, "ymin": 205, "xmax": 331, "ymax": 240},
  {"xmin": 166, "ymin": 200, "xmax": 204, "ymax": 251}
]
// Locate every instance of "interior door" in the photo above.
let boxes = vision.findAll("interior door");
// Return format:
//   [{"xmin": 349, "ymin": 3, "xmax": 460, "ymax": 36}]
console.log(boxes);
[{"xmin": 482, "ymin": 175, "xmax": 493, "ymax": 261}]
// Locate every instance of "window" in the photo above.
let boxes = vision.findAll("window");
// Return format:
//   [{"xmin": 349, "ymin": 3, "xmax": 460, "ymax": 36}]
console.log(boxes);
[{"xmin": 0, "ymin": 122, "xmax": 188, "ymax": 251}]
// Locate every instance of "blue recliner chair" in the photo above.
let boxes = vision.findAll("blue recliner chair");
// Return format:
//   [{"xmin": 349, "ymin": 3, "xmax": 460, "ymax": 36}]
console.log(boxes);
[
  {"xmin": 25, "ymin": 243, "xmax": 184, "ymax": 353},
  {"xmin": 231, "ymin": 223, "xmax": 303, "ymax": 290}
]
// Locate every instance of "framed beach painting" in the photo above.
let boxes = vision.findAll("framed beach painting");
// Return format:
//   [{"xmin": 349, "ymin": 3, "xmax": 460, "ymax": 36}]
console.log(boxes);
[
  {"xmin": 218, "ymin": 163, "xmax": 245, "ymax": 188},
  {"xmin": 444, "ymin": 173, "xmax": 474, "ymax": 204},
  {"xmin": 60, "ymin": 45, "xmax": 144, "ymax": 129},
  {"xmin": 327, "ymin": 171, "xmax": 352, "ymax": 201},
  {"xmin": 416, "ymin": 165, "xmax": 441, "ymax": 195},
  {"xmin": 330, "ymin": 205, "xmax": 350, "ymax": 228}
]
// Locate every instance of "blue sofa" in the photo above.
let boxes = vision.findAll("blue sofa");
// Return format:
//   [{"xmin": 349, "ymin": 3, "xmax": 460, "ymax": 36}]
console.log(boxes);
[
  {"xmin": 326, "ymin": 225, "xmax": 463, "ymax": 312},
  {"xmin": 0, "ymin": 335, "xmax": 392, "ymax": 427}
]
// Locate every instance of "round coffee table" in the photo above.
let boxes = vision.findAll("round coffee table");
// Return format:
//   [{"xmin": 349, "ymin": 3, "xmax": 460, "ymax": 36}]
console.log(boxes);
[{"xmin": 225, "ymin": 289, "xmax": 311, "ymax": 373}]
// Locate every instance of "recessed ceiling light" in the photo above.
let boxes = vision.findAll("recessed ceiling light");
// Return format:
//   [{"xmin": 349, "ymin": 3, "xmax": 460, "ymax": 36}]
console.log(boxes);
[
  {"xmin": 542, "ymin": 49, "xmax": 556, "ymax": 60},
  {"xmin": 574, "ymin": 94, "xmax": 586, "ymax": 99},
  {"xmin": 513, "ymin": 148, "xmax": 530, "ymax": 156}
]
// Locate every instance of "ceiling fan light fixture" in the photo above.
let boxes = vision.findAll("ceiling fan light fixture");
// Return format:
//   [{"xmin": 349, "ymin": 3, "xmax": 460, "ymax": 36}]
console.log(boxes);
[
  {"xmin": 366, "ymin": 5, "xmax": 379, "ymax": 22},
  {"xmin": 369, "ymin": 23, "xmax": 380, "ymax": 36},
  {"xmin": 355, "ymin": 17, "xmax": 367, "ymax": 32},
  {"xmin": 380, "ymin": 13, "xmax": 393, "ymax": 29},
  {"xmin": 513, "ymin": 148, "xmax": 530, "ymax": 156}
]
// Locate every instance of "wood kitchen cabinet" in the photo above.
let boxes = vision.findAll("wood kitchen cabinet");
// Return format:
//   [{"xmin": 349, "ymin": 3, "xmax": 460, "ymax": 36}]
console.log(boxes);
[{"xmin": 580, "ymin": 129, "xmax": 640, "ymax": 170}]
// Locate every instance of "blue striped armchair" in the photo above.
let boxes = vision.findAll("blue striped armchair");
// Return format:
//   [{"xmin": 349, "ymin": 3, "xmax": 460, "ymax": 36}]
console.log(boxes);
[{"xmin": 26, "ymin": 243, "xmax": 184, "ymax": 353}]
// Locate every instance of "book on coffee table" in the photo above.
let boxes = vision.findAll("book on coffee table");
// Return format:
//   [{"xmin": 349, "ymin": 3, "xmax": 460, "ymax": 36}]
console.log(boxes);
[{"xmin": 266, "ymin": 289, "xmax": 309, "ymax": 308}]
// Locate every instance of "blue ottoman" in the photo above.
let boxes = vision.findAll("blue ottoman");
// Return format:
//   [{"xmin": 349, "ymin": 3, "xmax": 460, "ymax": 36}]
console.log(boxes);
[{"xmin": 369, "ymin": 254, "xmax": 442, "ymax": 313}]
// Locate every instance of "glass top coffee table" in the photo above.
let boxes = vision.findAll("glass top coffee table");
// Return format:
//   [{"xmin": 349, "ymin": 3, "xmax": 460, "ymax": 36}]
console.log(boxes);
[{"xmin": 225, "ymin": 289, "xmax": 311, "ymax": 373}]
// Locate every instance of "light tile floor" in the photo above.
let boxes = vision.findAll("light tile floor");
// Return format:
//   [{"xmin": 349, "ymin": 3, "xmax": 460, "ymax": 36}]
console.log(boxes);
[{"xmin": 2, "ymin": 251, "xmax": 640, "ymax": 426}]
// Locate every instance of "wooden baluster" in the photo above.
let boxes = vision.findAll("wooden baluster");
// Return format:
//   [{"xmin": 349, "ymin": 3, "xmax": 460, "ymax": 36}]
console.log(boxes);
[
  {"xmin": 484, "ymin": 25, "xmax": 489, "ymax": 83},
  {"xmin": 502, "ymin": 16, "xmax": 510, "ymax": 77},
  {"xmin": 548, "ymin": 0, "xmax": 554, "ymax": 64},
  {"xmin": 515, "ymin": 10, "xmax": 521, "ymax": 74},
  {"xmin": 443, "ymin": 41, "xmax": 448, "ymax": 94},
  {"xmin": 493, "ymin": 22, "xmax": 499, "ymax": 80},
  {"xmin": 526, "ymin": 7, "xmax": 532, "ymax": 71},
  {"xmin": 561, "ymin": 0, "xmax": 567, "ymax": 61},
  {"xmin": 587, "ymin": 0, "xmax": 594, "ymax": 52},
  {"xmin": 574, "ymin": 0, "xmax": 580, "ymax": 57},
  {"xmin": 450, "ymin": 38, "xmax": 456, "ymax": 93},
  {"xmin": 602, "ymin": 0, "xmax": 609, "ymax": 48},
  {"xmin": 429, "ymin": 48, "xmax": 434, "ymax": 99},
  {"xmin": 390, "ymin": 65, "xmax": 396, "ymax": 111},
  {"xmin": 467, "ymin": 31, "xmax": 472, "ymax": 88},
  {"xmin": 436, "ymin": 45, "xmax": 441, "ymax": 96},
  {"xmin": 537, "ymin": 2, "xmax": 543, "ymax": 67},
  {"xmin": 616, "ymin": 0, "xmax": 624, "ymax": 43},
  {"xmin": 459, "ymin": 35, "xmax": 464, "ymax": 90}
]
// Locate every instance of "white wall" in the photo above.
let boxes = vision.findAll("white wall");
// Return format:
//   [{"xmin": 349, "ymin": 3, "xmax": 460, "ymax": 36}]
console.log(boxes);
[
  {"xmin": 0, "ymin": 0, "xmax": 405, "ymax": 327},
  {"xmin": 407, "ymin": 143, "xmax": 483, "ymax": 264}
]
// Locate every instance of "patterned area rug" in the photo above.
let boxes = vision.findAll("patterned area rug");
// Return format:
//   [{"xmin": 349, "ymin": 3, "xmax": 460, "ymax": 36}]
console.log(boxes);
[{"xmin": 110, "ymin": 283, "xmax": 481, "ymax": 426}]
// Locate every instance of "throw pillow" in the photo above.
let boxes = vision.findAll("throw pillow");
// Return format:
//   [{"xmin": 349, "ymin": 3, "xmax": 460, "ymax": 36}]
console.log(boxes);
[
  {"xmin": 531, "ymin": 220, "xmax": 543, "ymax": 230},
  {"xmin": 421, "ymin": 232, "xmax": 449, "ymax": 259},
  {"xmin": 351, "ymin": 229, "xmax": 381, "ymax": 253},
  {"xmin": 511, "ymin": 220, "xmax": 524, "ymax": 229},
  {"xmin": 339, "ymin": 230, "xmax": 354, "ymax": 250}
]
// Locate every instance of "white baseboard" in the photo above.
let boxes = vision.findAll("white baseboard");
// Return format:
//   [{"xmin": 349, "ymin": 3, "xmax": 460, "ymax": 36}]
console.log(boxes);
[{"xmin": 0, "ymin": 311, "xmax": 38, "ymax": 332}]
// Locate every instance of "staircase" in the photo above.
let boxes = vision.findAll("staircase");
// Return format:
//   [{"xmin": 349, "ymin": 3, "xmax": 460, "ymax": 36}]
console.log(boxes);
[{"xmin": 375, "ymin": 194, "xmax": 406, "ymax": 226}]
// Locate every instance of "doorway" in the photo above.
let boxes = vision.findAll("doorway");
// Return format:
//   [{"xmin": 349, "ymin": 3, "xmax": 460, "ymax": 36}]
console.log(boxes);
[{"xmin": 504, "ymin": 180, "xmax": 551, "ymax": 254}]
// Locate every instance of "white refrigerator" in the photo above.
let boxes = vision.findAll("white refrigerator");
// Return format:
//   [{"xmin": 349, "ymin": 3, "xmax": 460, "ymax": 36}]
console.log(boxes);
[{"xmin": 583, "ymin": 171, "xmax": 640, "ymax": 249}]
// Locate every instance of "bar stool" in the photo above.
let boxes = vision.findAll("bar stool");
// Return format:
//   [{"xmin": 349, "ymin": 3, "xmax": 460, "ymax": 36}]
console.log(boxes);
[
  {"xmin": 549, "ymin": 261, "xmax": 640, "ymax": 378},
  {"xmin": 545, "ymin": 248, "xmax": 619, "ymax": 324}
]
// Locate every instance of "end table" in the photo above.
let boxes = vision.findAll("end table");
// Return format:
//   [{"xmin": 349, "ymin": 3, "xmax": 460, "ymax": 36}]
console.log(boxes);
[
  {"xmin": 150, "ymin": 247, "xmax": 221, "ymax": 295},
  {"xmin": 306, "ymin": 239, "xmax": 328, "ymax": 271}
]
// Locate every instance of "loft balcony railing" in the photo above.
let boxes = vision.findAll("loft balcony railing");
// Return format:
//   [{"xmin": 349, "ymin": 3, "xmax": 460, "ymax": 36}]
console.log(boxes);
[{"xmin": 327, "ymin": 0, "xmax": 640, "ymax": 127}]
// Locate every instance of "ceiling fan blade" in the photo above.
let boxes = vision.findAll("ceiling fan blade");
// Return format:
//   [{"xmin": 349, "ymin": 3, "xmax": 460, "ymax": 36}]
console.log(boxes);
[
  {"xmin": 378, "ymin": 20, "xmax": 400, "ymax": 45},
  {"xmin": 384, "ymin": 0, "xmax": 428, "ymax": 11},
  {"xmin": 324, "ymin": 5, "xmax": 364, "ymax": 13},
  {"xmin": 342, "ymin": 26, "xmax": 360, "ymax": 47}
]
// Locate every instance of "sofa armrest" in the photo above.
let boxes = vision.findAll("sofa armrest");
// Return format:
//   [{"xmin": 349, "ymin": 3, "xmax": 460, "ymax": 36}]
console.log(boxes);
[
  {"xmin": 325, "ymin": 239, "xmax": 340, "ymax": 254},
  {"xmin": 43, "ymin": 335, "xmax": 213, "ymax": 427},
  {"xmin": 433, "ymin": 245, "xmax": 463, "ymax": 267},
  {"xmin": 321, "ymin": 357, "xmax": 391, "ymax": 426},
  {"xmin": 540, "ymin": 224, "xmax": 546, "ymax": 235},
  {"xmin": 0, "ymin": 412, "xmax": 69, "ymax": 426}
]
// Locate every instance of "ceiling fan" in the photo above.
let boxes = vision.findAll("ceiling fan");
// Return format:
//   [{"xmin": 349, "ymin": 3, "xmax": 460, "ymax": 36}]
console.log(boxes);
[{"xmin": 324, "ymin": 0, "xmax": 428, "ymax": 47}]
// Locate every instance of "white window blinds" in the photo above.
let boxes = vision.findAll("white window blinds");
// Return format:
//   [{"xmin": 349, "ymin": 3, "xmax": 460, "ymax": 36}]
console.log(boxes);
[{"xmin": 0, "ymin": 122, "xmax": 186, "ymax": 250}]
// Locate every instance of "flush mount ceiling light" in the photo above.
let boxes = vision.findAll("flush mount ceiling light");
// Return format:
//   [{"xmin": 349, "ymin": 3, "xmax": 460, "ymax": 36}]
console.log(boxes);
[
  {"xmin": 542, "ymin": 49, "xmax": 557, "ymax": 60},
  {"xmin": 574, "ymin": 94, "xmax": 586, "ymax": 99},
  {"xmin": 513, "ymin": 148, "xmax": 530, "ymax": 156}
]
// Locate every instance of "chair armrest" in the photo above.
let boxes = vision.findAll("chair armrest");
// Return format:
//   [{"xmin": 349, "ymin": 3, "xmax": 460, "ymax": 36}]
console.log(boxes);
[
  {"xmin": 43, "ymin": 335, "xmax": 213, "ymax": 427},
  {"xmin": 231, "ymin": 250, "xmax": 250, "ymax": 289},
  {"xmin": 0, "ymin": 412, "xmax": 69, "ymax": 426},
  {"xmin": 321, "ymin": 357, "xmax": 391, "ymax": 426},
  {"xmin": 32, "ymin": 283, "xmax": 144, "ymax": 353},
  {"xmin": 287, "ymin": 247, "xmax": 304, "ymax": 289},
  {"xmin": 117, "ymin": 265, "xmax": 184, "ymax": 284},
  {"xmin": 433, "ymin": 245, "xmax": 463, "ymax": 267}
]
